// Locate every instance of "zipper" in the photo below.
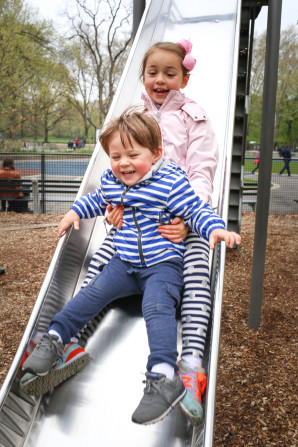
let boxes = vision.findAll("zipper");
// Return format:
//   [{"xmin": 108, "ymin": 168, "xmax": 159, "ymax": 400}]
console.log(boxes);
[
  {"xmin": 156, "ymin": 110, "xmax": 161, "ymax": 123},
  {"xmin": 132, "ymin": 207, "xmax": 145, "ymax": 265},
  {"xmin": 120, "ymin": 185, "xmax": 130, "ymax": 204}
]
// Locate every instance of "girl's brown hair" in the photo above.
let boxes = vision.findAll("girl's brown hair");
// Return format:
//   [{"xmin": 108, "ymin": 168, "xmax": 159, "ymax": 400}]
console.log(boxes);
[
  {"xmin": 100, "ymin": 107, "xmax": 161, "ymax": 155},
  {"xmin": 140, "ymin": 41, "xmax": 188, "ymax": 78}
]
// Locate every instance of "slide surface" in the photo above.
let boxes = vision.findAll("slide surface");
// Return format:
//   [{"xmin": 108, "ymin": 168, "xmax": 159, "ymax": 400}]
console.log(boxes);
[{"xmin": 0, "ymin": 1, "xmax": 241, "ymax": 446}]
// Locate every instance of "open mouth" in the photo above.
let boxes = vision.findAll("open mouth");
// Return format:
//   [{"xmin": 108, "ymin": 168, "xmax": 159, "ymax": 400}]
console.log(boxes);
[
  {"xmin": 122, "ymin": 170, "xmax": 135, "ymax": 175},
  {"xmin": 153, "ymin": 88, "xmax": 169, "ymax": 94}
]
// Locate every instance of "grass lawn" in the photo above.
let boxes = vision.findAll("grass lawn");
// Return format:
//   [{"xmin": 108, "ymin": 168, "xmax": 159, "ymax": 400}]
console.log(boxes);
[{"xmin": 245, "ymin": 159, "xmax": 298, "ymax": 174}]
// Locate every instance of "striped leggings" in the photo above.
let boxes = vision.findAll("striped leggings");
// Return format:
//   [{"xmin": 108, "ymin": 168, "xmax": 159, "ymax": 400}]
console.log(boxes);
[{"xmin": 81, "ymin": 229, "xmax": 211, "ymax": 363}]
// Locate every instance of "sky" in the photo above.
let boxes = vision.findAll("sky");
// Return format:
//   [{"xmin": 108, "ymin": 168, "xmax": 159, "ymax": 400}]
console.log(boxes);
[{"xmin": 26, "ymin": 0, "xmax": 298, "ymax": 34}]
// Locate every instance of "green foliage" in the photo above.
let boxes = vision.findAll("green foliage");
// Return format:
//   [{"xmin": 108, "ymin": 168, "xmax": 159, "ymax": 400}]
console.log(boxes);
[
  {"xmin": 0, "ymin": 0, "xmax": 132, "ymax": 143},
  {"xmin": 248, "ymin": 26, "xmax": 298, "ymax": 149}
]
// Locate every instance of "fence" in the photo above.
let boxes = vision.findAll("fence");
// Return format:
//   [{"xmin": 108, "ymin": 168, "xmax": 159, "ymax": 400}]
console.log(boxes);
[
  {"xmin": 0, "ymin": 153, "xmax": 297, "ymax": 215},
  {"xmin": 0, "ymin": 153, "xmax": 91, "ymax": 214},
  {"xmin": 242, "ymin": 157, "xmax": 297, "ymax": 215}
]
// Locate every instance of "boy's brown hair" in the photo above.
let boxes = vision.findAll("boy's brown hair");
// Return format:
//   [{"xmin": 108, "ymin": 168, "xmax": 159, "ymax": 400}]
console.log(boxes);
[
  {"xmin": 140, "ymin": 42, "xmax": 188, "ymax": 78},
  {"xmin": 100, "ymin": 108, "xmax": 161, "ymax": 155}
]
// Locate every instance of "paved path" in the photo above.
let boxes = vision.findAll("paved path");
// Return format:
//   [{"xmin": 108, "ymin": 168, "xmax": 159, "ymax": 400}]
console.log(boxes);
[{"xmin": 243, "ymin": 172, "xmax": 298, "ymax": 215}]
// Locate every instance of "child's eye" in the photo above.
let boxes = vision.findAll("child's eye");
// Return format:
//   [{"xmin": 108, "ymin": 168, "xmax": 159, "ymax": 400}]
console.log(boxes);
[{"xmin": 167, "ymin": 73, "xmax": 175, "ymax": 78}]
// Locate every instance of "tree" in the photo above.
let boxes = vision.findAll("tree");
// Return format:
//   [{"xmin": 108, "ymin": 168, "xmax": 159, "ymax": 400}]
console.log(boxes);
[
  {"xmin": 66, "ymin": 0, "xmax": 132, "ymax": 129},
  {"xmin": 0, "ymin": 0, "xmax": 59, "ymax": 137},
  {"xmin": 62, "ymin": 40, "xmax": 98, "ymax": 138},
  {"xmin": 247, "ymin": 26, "xmax": 298, "ymax": 148}
]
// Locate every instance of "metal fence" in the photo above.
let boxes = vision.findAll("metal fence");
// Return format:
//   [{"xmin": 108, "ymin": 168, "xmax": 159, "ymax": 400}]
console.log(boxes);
[
  {"xmin": 0, "ymin": 153, "xmax": 297, "ymax": 215},
  {"xmin": 242, "ymin": 157, "xmax": 297, "ymax": 215},
  {"xmin": 0, "ymin": 153, "xmax": 92, "ymax": 214}
]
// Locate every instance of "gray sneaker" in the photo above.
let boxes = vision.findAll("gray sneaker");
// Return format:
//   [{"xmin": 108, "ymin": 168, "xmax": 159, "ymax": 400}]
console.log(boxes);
[
  {"xmin": 132, "ymin": 372, "xmax": 186, "ymax": 425},
  {"xmin": 22, "ymin": 333, "xmax": 64, "ymax": 376}
]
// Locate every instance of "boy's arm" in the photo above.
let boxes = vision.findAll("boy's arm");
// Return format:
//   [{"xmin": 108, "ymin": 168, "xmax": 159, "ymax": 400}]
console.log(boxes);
[
  {"xmin": 167, "ymin": 176, "xmax": 225, "ymax": 241},
  {"xmin": 57, "ymin": 209, "xmax": 80, "ymax": 238},
  {"xmin": 57, "ymin": 173, "xmax": 110, "ymax": 237},
  {"xmin": 167, "ymin": 179, "xmax": 241, "ymax": 248},
  {"xmin": 209, "ymin": 228, "xmax": 241, "ymax": 250},
  {"xmin": 71, "ymin": 188, "xmax": 108, "ymax": 219}
]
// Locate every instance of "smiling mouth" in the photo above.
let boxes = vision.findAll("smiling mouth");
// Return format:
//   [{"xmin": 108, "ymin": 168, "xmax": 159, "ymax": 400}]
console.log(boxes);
[
  {"xmin": 122, "ymin": 170, "xmax": 135, "ymax": 175},
  {"xmin": 154, "ymin": 88, "xmax": 169, "ymax": 94}
]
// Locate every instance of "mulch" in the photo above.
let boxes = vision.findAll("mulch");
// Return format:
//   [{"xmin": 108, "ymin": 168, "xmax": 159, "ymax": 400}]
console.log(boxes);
[{"xmin": 0, "ymin": 212, "xmax": 297, "ymax": 446}]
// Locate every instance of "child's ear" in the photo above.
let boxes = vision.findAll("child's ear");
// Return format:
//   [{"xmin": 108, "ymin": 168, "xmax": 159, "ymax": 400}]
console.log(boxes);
[
  {"xmin": 181, "ymin": 74, "xmax": 190, "ymax": 89},
  {"xmin": 153, "ymin": 146, "xmax": 163, "ymax": 163}
]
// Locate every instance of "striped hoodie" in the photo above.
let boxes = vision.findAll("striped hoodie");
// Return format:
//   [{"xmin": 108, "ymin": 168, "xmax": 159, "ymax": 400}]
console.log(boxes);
[{"xmin": 71, "ymin": 159, "xmax": 225, "ymax": 267}]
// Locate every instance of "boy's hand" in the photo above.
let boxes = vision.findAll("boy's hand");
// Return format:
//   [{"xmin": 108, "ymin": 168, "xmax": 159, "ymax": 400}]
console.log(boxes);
[
  {"xmin": 57, "ymin": 210, "xmax": 80, "ymax": 238},
  {"xmin": 107, "ymin": 204, "xmax": 124, "ymax": 229},
  {"xmin": 158, "ymin": 217, "xmax": 188, "ymax": 243},
  {"xmin": 209, "ymin": 229, "xmax": 241, "ymax": 250}
]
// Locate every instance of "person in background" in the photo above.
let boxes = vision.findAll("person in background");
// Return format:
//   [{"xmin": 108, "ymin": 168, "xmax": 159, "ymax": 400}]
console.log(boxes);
[
  {"xmin": 252, "ymin": 146, "xmax": 260, "ymax": 173},
  {"xmin": 0, "ymin": 157, "xmax": 24, "ymax": 212},
  {"xmin": 279, "ymin": 144, "xmax": 292, "ymax": 176}
]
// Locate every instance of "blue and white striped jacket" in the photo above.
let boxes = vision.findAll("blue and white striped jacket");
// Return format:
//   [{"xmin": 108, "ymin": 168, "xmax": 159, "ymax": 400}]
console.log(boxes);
[{"xmin": 72, "ymin": 159, "xmax": 225, "ymax": 267}]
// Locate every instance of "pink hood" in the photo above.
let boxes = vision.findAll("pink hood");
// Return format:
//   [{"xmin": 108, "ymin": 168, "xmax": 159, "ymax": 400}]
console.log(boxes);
[{"xmin": 142, "ymin": 90, "xmax": 218, "ymax": 205}]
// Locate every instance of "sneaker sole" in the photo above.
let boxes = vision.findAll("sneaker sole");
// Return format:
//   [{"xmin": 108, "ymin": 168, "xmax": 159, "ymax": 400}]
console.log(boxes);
[
  {"xmin": 133, "ymin": 388, "xmax": 187, "ymax": 425},
  {"xmin": 20, "ymin": 352, "xmax": 90, "ymax": 395},
  {"xmin": 179, "ymin": 392, "xmax": 204, "ymax": 426}
]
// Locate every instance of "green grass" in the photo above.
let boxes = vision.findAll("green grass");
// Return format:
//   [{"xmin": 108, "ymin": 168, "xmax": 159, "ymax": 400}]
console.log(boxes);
[{"xmin": 245, "ymin": 159, "xmax": 298, "ymax": 174}]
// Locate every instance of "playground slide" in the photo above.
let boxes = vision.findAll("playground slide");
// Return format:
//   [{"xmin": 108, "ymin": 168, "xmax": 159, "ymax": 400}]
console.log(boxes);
[{"xmin": 0, "ymin": 1, "xmax": 241, "ymax": 446}]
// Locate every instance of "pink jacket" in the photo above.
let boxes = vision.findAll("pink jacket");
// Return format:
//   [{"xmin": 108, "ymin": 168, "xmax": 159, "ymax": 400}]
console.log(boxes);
[{"xmin": 142, "ymin": 90, "xmax": 218, "ymax": 205}]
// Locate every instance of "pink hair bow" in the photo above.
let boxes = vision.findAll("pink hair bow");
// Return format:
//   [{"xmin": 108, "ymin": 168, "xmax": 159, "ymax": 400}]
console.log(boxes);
[{"xmin": 176, "ymin": 39, "xmax": 196, "ymax": 72}]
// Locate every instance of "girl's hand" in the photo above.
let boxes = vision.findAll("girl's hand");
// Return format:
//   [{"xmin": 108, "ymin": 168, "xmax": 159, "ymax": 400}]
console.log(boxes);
[
  {"xmin": 57, "ymin": 209, "xmax": 80, "ymax": 238},
  {"xmin": 209, "ymin": 229, "xmax": 241, "ymax": 250},
  {"xmin": 107, "ymin": 204, "xmax": 124, "ymax": 229},
  {"xmin": 158, "ymin": 217, "xmax": 188, "ymax": 243}
]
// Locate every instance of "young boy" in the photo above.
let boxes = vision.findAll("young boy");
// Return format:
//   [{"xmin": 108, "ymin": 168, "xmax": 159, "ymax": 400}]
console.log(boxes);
[{"xmin": 22, "ymin": 109, "xmax": 241, "ymax": 425}]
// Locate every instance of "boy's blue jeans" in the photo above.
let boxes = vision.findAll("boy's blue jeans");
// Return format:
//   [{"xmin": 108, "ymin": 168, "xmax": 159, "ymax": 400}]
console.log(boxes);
[{"xmin": 49, "ymin": 254, "xmax": 183, "ymax": 372}]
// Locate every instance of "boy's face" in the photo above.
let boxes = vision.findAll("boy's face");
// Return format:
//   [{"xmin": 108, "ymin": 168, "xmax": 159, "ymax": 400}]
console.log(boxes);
[
  {"xmin": 108, "ymin": 132, "xmax": 162, "ymax": 186},
  {"xmin": 143, "ymin": 49, "xmax": 189, "ymax": 105}
]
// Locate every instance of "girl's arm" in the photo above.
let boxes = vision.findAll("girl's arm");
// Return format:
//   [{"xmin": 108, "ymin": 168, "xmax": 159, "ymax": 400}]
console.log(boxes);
[
  {"xmin": 185, "ymin": 117, "xmax": 218, "ymax": 205},
  {"xmin": 106, "ymin": 204, "xmax": 124, "ymax": 229},
  {"xmin": 158, "ymin": 217, "xmax": 188, "ymax": 243}
]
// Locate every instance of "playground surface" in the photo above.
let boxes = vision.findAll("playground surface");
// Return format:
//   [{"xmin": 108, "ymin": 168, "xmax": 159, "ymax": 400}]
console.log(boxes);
[{"xmin": 0, "ymin": 211, "xmax": 297, "ymax": 446}]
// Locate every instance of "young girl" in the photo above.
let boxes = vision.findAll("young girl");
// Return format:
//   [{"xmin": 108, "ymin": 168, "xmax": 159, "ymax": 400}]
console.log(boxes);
[
  {"xmin": 22, "ymin": 40, "xmax": 220, "ymax": 426},
  {"xmin": 82, "ymin": 39, "xmax": 219, "ymax": 425}
]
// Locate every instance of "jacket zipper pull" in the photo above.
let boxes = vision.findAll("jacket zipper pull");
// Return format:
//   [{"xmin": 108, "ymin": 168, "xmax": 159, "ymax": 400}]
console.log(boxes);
[{"xmin": 157, "ymin": 110, "xmax": 160, "ymax": 123}]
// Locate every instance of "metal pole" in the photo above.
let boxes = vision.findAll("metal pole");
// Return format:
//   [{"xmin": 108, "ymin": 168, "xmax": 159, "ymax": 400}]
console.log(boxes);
[
  {"xmin": 248, "ymin": 0, "xmax": 282, "ymax": 329},
  {"xmin": 132, "ymin": 0, "xmax": 146, "ymax": 39}
]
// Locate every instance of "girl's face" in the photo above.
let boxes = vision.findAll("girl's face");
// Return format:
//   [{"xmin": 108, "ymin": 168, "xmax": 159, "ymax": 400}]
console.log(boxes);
[
  {"xmin": 108, "ymin": 132, "xmax": 162, "ymax": 186},
  {"xmin": 143, "ymin": 49, "xmax": 189, "ymax": 105}
]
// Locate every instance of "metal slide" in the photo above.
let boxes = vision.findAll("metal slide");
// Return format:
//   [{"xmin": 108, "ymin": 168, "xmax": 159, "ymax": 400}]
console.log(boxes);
[{"xmin": 0, "ymin": 1, "xmax": 241, "ymax": 446}]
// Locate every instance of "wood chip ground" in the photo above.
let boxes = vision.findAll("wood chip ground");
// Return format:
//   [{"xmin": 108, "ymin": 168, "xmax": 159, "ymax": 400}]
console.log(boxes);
[{"xmin": 0, "ymin": 212, "xmax": 297, "ymax": 446}]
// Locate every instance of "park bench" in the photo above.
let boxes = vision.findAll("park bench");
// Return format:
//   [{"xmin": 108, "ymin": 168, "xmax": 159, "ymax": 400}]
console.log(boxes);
[
  {"xmin": 0, "ymin": 179, "xmax": 36, "ymax": 213},
  {"xmin": 0, "ymin": 179, "xmax": 82, "ymax": 213},
  {"xmin": 242, "ymin": 181, "xmax": 258, "ymax": 211}
]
